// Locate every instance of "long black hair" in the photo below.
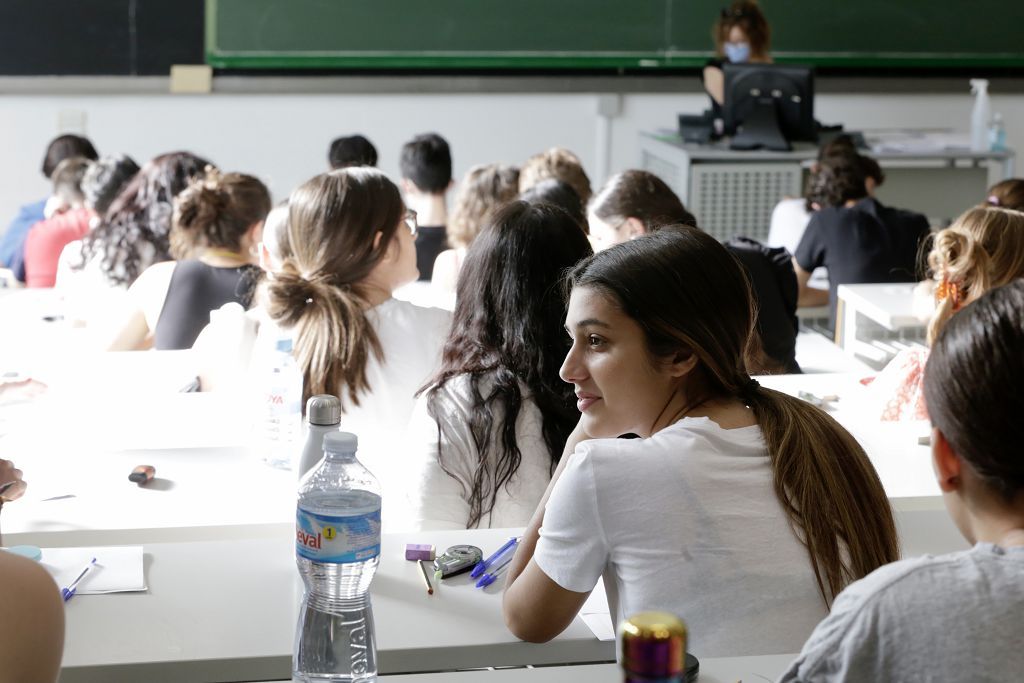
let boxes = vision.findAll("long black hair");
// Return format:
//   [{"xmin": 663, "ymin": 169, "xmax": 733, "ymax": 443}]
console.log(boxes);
[{"xmin": 425, "ymin": 201, "xmax": 592, "ymax": 527}]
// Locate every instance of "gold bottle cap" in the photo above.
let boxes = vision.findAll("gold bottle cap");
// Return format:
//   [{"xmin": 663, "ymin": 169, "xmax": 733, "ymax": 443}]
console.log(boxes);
[{"xmin": 620, "ymin": 612, "xmax": 687, "ymax": 677}]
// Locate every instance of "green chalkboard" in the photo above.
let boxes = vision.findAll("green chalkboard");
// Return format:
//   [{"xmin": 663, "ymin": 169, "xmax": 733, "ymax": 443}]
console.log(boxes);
[{"xmin": 206, "ymin": 0, "xmax": 1024, "ymax": 70}]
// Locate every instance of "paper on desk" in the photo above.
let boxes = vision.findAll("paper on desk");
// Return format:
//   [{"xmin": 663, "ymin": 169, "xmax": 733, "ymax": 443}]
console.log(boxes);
[
  {"xmin": 40, "ymin": 546, "xmax": 146, "ymax": 594},
  {"xmin": 580, "ymin": 577, "xmax": 616, "ymax": 641}
]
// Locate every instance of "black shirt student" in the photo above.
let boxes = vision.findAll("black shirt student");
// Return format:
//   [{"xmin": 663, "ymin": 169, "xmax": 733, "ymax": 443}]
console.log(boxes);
[{"xmin": 794, "ymin": 197, "xmax": 930, "ymax": 326}]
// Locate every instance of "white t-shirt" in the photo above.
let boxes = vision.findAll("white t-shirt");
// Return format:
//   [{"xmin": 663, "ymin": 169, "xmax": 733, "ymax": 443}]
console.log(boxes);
[
  {"xmin": 768, "ymin": 198, "xmax": 828, "ymax": 288},
  {"xmin": 256, "ymin": 297, "xmax": 451, "ymax": 529},
  {"xmin": 405, "ymin": 373, "xmax": 553, "ymax": 530},
  {"xmin": 533, "ymin": 417, "xmax": 828, "ymax": 658}
]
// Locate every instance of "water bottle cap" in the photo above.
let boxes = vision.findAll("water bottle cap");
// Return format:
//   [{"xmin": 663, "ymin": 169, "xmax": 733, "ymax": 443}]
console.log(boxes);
[
  {"xmin": 323, "ymin": 431, "xmax": 358, "ymax": 453},
  {"xmin": 306, "ymin": 394, "xmax": 341, "ymax": 426}
]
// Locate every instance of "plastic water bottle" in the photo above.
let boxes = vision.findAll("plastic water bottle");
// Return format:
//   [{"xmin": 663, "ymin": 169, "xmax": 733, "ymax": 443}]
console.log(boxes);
[
  {"xmin": 298, "ymin": 395, "xmax": 341, "ymax": 479},
  {"xmin": 989, "ymin": 112, "xmax": 1007, "ymax": 152},
  {"xmin": 258, "ymin": 337, "xmax": 303, "ymax": 469},
  {"xmin": 294, "ymin": 431, "xmax": 382, "ymax": 682},
  {"xmin": 970, "ymin": 79, "xmax": 991, "ymax": 153}
]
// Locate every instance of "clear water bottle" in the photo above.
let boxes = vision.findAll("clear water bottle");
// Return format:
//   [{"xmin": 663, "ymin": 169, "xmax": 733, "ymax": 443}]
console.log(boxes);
[
  {"xmin": 294, "ymin": 431, "xmax": 382, "ymax": 683},
  {"xmin": 259, "ymin": 337, "xmax": 303, "ymax": 469}
]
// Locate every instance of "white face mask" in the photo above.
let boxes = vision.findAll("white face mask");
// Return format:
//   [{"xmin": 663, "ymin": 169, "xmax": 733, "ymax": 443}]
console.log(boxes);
[{"xmin": 724, "ymin": 41, "xmax": 751, "ymax": 63}]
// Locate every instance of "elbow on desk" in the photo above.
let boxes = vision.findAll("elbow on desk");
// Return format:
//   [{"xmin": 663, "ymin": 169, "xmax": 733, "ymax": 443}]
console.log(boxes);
[{"xmin": 502, "ymin": 595, "xmax": 559, "ymax": 643}]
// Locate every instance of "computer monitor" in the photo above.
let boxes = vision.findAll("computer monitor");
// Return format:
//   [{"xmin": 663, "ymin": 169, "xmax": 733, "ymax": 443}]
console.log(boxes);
[{"xmin": 723, "ymin": 63, "xmax": 815, "ymax": 151}]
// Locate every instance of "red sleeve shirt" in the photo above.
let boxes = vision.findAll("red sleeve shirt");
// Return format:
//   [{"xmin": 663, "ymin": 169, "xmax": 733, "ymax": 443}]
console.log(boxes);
[{"xmin": 23, "ymin": 207, "xmax": 94, "ymax": 288}]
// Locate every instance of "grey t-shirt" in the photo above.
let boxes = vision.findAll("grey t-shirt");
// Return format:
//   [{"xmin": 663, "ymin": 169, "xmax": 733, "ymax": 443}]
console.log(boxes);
[{"xmin": 778, "ymin": 543, "xmax": 1024, "ymax": 682}]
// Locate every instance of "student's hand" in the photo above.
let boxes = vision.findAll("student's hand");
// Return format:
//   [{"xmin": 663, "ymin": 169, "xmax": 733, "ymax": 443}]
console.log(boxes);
[
  {"xmin": 43, "ymin": 196, "xmax": 66, "ymax": 220},
  {"xmin": 0, "ymin": 460, "xmax": 27, "ymax": 503}
]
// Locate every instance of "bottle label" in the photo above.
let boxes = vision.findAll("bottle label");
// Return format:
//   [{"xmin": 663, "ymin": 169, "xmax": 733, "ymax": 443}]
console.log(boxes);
[{"xmin": 295, "ymin": 506, "xmax": 381, "ymax": 563}]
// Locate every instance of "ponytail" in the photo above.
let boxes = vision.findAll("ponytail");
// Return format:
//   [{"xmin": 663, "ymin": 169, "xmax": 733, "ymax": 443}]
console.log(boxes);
[
  {"xmin": 265, "ymin": 263, "xmax": 383, "ymax": 410},
  {"xmin": 745, "ymin": 385, "xmax": 898, "ymax": 604}
]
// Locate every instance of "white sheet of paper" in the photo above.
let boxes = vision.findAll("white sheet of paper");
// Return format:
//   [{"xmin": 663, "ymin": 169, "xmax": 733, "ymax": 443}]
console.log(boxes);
[
  {"xmin": 580, "ymin": 577, "xmax": 615, "ymax": 641},
  {"xmin": 41, "ymin": 546, "xmax": 146, "ymax": 594}
]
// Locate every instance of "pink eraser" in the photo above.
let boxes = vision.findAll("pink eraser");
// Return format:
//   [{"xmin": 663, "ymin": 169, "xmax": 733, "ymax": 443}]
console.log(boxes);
[{"xmin": 405, "ymin": 544, "xmax": 435, "ymax": 561}]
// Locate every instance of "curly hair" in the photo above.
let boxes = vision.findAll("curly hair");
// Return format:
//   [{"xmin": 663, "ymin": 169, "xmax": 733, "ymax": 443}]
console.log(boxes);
[
  {"xmin": 78, "ymin": 152, "xmax": 212, "ymax": 287},
  {"xmin": 448, "ymin": 163, "xmax": 519, "ymax": 249},
  {"xmin": 519, "ymin": 147, "xmax": 592, "ymax": 205},
  {"xmin": 805, "ymin": 153, "xmax": 868, "ymax": 209},
  {"xmin": 926, "ymin": 205, "xmax": 1024, "ymax": 344},
  {"xmin": 714, "ymin": 1, "xmax": 771, "ymax": 58},
  {"xmin": 426, "ymin": 201, "xmax": 591, "ymax": 528}
]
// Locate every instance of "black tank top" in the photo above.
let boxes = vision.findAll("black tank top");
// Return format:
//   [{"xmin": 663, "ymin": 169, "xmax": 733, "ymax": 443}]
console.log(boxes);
[{"xmin": 153, "ymin": 260, "xmax": 260, "ymax": 350}]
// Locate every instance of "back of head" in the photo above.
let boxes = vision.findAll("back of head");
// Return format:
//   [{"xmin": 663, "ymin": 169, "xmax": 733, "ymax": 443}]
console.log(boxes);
[
  {"xmin": 519, "ymin": 147, "xmax": 592, "ymax": 205},
  {"xmin": 569, "ymin": 227, "xmax": 898, "ymax": 603},
  {"xmin": 590, "ymin": 169, "xmax": 697, "ymax": 231},
  {"xmin": 925, "ymin": 279, "xmax": 1024, "ymax": 503},
  {"xmin": 448, "ymin": 163, "xmax": 520, "ymax": 249},
  {"xmin": 82, "ymin": 151, "xmax": 212, "ymax": 287},
  {"xmin": 806, "ymin": 152, "xmax": 868, "ymax": 209},
  {"xmin": 927, "ymin": 205, "xmax": 1024, "ymax": 343},
  {"xmin": 41, "ymin": 134, "xmax": 98, "ymax": 179},
  {"xmin": 81, "ymin": 154, "xmax": 140, "ymax": 216},
  {"xmin": 714, "ymin": 1, "xmax": 770, "ymax": 57},
  {"xmin": 328, "ymin": 134, "xmax": 378, "ymax": 169},
  {"xmin": 266, "ymin": 167, "xmax": 403, "ymax": 408},
  {"xmin": 50, "ymin": 157, "xmax": 91, "ymax": 208},
  {"xmin": 518, "ymin": 178, "xmax": 586, "ymax": 229},
  {"xmin": 985, "ymin": 178, "xmax": 1024, "ymax": 211},
  {"xmin": 435, "ymin": 200, "xmax": 592, "ymax": 526},
  {"xmin": 400, "ymin": 133, "xmax": 452, "ymax": 193},
  {"xmin": 171, "ymin": 169, "xmax": 271, "ymax": 259}
]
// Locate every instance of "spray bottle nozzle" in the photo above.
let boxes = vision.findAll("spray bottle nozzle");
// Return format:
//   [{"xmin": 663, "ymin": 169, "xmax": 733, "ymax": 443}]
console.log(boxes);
[{"xmin": 970, "ymin": 78, "xmax": 989, "ymax": 94}]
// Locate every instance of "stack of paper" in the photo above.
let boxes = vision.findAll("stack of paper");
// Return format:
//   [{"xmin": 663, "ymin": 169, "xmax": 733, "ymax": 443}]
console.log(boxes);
[{"xmin": 40, "ymin": 546, "xmax": 146, "ymax": 595}]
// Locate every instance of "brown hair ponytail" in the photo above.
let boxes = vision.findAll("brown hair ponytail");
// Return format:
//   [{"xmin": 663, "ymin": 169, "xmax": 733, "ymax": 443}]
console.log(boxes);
[
  {"xmin": 568, "ymin": 225, "xmax": 898, "ymax": 605},
  {"xmin": 264, "ymin": 168, "xmax": 403, "ymax": 409}
]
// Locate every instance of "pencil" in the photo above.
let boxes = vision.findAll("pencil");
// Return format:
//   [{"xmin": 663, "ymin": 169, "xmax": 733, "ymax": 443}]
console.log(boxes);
[{"xmin": 418, "ymin": 560, "xmax": 434, "ymax": 595}]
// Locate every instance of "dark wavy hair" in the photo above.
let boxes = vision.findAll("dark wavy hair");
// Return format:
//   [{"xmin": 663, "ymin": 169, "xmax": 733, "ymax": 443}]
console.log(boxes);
[
  {"xmin": 78, "ymin": 152, "xmax": 212, "ymax": 287},
  {"xmin": 425, "ymin": 201, "xmax": 592, "ymax": 527}
]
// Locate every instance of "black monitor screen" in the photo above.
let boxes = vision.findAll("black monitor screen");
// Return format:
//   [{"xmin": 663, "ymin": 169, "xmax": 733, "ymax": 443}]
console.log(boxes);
[{"xmin": 723, "ymin": 63, "xmax": 816, "ymax": 146}]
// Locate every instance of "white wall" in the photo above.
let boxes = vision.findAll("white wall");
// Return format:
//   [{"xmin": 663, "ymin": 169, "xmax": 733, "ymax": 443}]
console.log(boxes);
[{"xmin": 2, "ymin": 88, "xmax": 1022, "ymax": 228}]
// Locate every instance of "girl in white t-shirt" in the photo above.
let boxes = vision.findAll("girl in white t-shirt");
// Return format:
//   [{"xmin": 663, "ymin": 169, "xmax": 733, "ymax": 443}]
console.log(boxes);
[
  {"xmin": 262, "ymin": 168, "xmax": 450, "ymax": 526},
  {"xmin": 502, "ymin": 226, "xmax": 899, "ymax": 657},
  {"xmin": 407, "ymin": 201, "xmax": 592, "ymax": 530}
]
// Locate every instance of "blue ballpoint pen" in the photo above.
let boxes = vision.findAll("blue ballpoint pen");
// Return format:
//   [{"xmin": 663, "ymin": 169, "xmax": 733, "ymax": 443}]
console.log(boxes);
[
  {"xmin": 470, "ymin": 537, "xmax": 520, "ymax": 579},
  {"xmin": 475, "ymin": 554, "xmax": 514, "ymax": 588},
  {"xmin": 61, "ymin": 558, "xmax": 97, "ymax": 602}
]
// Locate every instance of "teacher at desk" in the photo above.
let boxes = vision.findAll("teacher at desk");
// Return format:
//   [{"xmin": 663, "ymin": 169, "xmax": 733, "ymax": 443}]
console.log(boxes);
[{"xmin": 702, "ymin": 1, "xmax": 773, "ymax": 117}]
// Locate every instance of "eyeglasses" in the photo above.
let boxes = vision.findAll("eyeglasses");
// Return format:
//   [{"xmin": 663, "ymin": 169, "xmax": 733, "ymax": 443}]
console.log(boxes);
[{"xmin": 403, "ymin": 209, "xmax": 418, "ymax": 237}]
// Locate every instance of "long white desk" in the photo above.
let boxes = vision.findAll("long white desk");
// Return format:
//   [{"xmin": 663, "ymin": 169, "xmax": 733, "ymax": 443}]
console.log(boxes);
[
  {"xmin": 58, "ymin": 528, "xmax": 614, "ymax": 683},
  {"xmin": 257, "ymin": 654, "xmax": 797, "ymax": 682},
  {"xmin": 835, "ymin": 283, "xmax": 926, "ymax": 369}
]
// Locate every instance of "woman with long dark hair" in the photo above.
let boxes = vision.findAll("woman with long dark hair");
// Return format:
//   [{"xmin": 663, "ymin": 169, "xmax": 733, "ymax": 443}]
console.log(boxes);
[
  {"xmin": 503, "ymin": 226, "xmax": 898, "ymax": 656},
  {"xmin": 407, "ymin": 201, "xmax": 592, "ymax": 529}
]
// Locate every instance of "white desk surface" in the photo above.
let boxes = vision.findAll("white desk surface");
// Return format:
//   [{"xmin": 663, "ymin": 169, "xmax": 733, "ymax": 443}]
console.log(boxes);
[
  {"xmin": 58, "ymin": 528, "xmax": 614, "ymax": 683},
  {"xmin": 258, "ymin": 654, "xmax": 796, "ymax": 682},
  {"xmin": 836, "ymin": 283, "xmax": 921, "ymax": 331},
  {"xmin": 793, "ymin": 331, "xmax": 870, "ymax": 375},
  {"xmin": 756, "ymin": 372, "xmax": 938, "ymax": 505}
]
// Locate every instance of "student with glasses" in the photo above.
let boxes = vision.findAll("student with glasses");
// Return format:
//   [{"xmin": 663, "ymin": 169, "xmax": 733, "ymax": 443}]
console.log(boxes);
[{"xmin": 261, "ymin": 168, "xmax": 450, "ymax": 527}]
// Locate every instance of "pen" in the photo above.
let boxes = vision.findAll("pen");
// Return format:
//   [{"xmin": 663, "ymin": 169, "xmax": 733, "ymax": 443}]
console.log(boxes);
[
  {"xmin": 61, "ymin": 557, "xmax": 97, "ymax": 602},
  {"xmin": 475, "ymin": 556, "xmax": 513, "ymax": 589},
  {"xmin": 470, "ymin": 537, "xmax": 520, "ymax": 579},
  {"xmin": 417, "ymin": 560, "xmax": 434, "ymax": 596}
]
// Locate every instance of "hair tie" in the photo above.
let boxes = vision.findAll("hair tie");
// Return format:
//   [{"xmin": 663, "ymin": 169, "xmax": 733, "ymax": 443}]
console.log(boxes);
[
  {"xmin": 936, "ymin": 277, "xmax": 962, "ymax": 309},
  {"xmin": 988, "ymin": 195, "xmax": 1001, "ymax": 206},
  {"xmin": 742, "ymin": 377, "xmax": 760, "ymax": 397}
]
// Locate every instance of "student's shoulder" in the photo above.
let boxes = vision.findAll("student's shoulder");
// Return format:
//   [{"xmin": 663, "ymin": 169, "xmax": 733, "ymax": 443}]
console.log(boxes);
[{"xmin": 383, "ymin": 297, "xmax": 453, "ymax": 329}]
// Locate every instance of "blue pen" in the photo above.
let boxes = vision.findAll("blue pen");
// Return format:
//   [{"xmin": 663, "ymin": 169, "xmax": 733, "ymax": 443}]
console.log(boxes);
[
  {"xmin": 470, "ymin": 537, "xmax": 519, "ymax": 579},
  {"xmin": 61, "ymin": 557, "xmax": 97, "ymax": 602},
  {"xmin": 475, "ymin": 553, "xmax": 514, "ymax": 588}
]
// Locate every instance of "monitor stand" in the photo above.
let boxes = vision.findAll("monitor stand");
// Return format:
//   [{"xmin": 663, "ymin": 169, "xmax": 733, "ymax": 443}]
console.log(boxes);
[{"xmin": 730, "ymin": 99, "xmax": 790, "ymax": 151}]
